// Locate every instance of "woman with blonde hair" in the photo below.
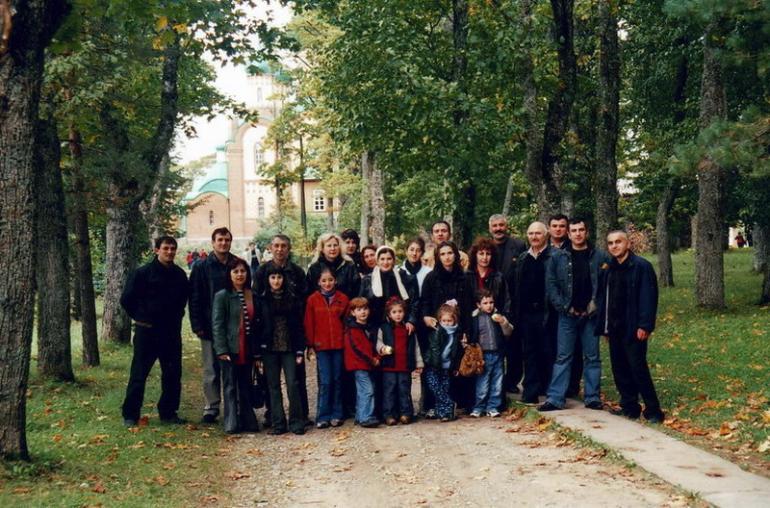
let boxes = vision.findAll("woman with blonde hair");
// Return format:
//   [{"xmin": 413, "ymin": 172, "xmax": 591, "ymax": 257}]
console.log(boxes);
[{"xmin": 306, "ymin": 233, "xmax": 361, "ymax": 298}]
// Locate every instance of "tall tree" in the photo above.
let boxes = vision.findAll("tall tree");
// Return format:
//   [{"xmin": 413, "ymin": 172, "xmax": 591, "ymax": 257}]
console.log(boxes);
[
  {"xmin": 594, "ymin": 0, "xmax": 620, "ymax": 243},
  {"xmin": 34, "ymin": 113, "xmax": 74, "ymax": 381},
  {"xmin": 694, "ymin": 21, "xmax": 727, "ymax": 309},
  {"xmin": 0, "ymin": 0, "xmax": 70, "ymax": 460}
]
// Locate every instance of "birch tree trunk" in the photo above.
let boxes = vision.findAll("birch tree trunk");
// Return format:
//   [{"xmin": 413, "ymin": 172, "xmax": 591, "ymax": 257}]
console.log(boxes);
[
  {"xmin": 369, "ymin": 151, "xmax": 385, "ymax": 245},
  {"xmin": 360, "ymin": 151, "xmax": 372, "ymax": 246}
]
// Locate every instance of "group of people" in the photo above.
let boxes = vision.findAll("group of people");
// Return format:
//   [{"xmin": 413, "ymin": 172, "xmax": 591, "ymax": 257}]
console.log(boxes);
[{"xmin": 120, "ymin": 213, "xmax": 664, "ymax": 437}]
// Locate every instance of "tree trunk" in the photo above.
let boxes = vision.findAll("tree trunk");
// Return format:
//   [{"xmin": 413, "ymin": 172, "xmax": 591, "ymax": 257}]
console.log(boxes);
[
  {"xmin": 656, "ymin": 180, "xmax": 677, "ymax": 287},
  {"xmin": 34, "ymin": 116, "xmax": 74, "ymax": 382},
  {"xmin": 694, "ymin": 26, "xmax": 727, "ymax": 309},
  {"xmin": 594, "ymin": 0, "xmax": 620, "ymax": 244},
  {"xmin": 70, "ymin": 255, "xmax": 81, "ymax": 320},
  {"xmin": 140, "ymin": 151, "xmax": 170, "ymax": 246},
  {"xmin": 502, "ymin": 173, "xmax": 514, "ymax": 217},
  {"xmin": 0, "ymin": 0, "xmax": 69, "ymax": 460},
  {"xmin": 101, "ymin": 194, "xmax": 138, "ymax": 343},
  {"xmin": 368, "ymin": 151, "xmax": 385, "ymax": 245},
  {"xmin": 69, "ymin": 127, "xmax": 100, "ymax": 365},
  {"xmin": 761, "ymin": 264, "xmax": 770, "ymax": 306},
  {"xmin": 360, "ymin": 151, "xmax": 372, "ymax": 246},
  {"xmin": 325, "ymin": 196, "xmax": 335, "ymax": 231},
  {"xmin": 753, "ymin": 222, "xmax": 768, "ymax": 273},
  {"xmin": 298, "ymin": 136, "xmax": 307, "ymax": 240},
  {"xmin": 519, "ymin": 0, "xmax": 575, "ymax": 219}
]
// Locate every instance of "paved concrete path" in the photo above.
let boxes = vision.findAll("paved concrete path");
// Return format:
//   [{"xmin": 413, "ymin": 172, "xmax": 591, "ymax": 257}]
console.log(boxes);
[{"xmin": 529, "ymin": 400, "xmax": 770, "ymax": 508}]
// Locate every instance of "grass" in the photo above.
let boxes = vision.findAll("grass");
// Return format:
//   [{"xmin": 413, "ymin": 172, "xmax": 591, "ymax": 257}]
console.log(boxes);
[
  {"xmin": 0, "ymin": 307, "xmax": 234, "ymax": 507},
  {"xmin": 600, "ymin": 248, "xmax": 770, "ymax": 474}
]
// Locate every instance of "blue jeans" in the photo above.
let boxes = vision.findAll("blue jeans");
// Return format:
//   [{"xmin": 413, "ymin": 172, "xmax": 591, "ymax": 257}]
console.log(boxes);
[
  {"xmin": 474, "ymin": 351, "xmax": 504, "ymax": 413},
  {"xmin": 546, "ymin": 313, "xmax": 601, "ymax": 408},
  {"xmin": 316, "ymin": 350, "xmax": 344, "ymax": 422},
  {"xmin": 353, "ymin": 370, "xmax": 376, "ymax": 423},
  {"xmin": 382, "ymin": 372, "xmax": 413, "ymax": 418}
]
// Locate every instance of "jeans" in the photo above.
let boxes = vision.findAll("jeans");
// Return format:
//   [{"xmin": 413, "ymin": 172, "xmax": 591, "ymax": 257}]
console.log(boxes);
[
  {"xmin": 382, "ymin": 372, "xmax": 414, "ymax": 418},
  {"xmin": 200, "ymin": 338, "xmax": 221, "ymax": 417},
  {"xmin": 546, "ymin": 313, "xmax": 601, "ymax": 408},
  {"xmin": 316, "ymin": 350, "xmax": 344, "ymax": 422},
  {"xmin": 263, "ymin": 352, "xmax": 304, "ymax": 433},
  {"xmin": 220, "ymin": 360, "xmax": 259, "ymax": 433},
  {"xmin": 353, "ymin": 370, "xmax": 376, "ymax": 423},
  {"xmin": 122, "ymin": 325, "xmax": 182, "ymax": 420},
  {"xmin": 425, "ymin": 368, "xmax": 454, "ymax": 419},
  {"xmin": 474, "ymin": 351, "xmax": 504, "ymax": 413}
]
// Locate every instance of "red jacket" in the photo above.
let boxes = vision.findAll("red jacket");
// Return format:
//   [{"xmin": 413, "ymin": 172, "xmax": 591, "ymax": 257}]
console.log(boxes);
[
  {"xmin": 304, "ymin": 290, "xmax": 349, "ymax": 351},
  {"xmin": 344, "ymin": 320, "xmax": 379, "ymax": 371}
]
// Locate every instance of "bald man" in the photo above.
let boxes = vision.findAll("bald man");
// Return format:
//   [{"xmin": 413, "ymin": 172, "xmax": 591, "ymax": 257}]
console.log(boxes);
[
  {"xmin": 595, "ymin": 231, "xmax": 664, "ymax": 423},
  {"xmin": 510, "ymin": 222, "xmax": 557, "ymax": 403}
]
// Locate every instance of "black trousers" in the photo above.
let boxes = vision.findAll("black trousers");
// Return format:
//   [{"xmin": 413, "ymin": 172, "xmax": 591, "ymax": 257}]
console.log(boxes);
[
  {"xmin": 263, "ymin": 352, "xmax": 304, "ymax": 432},
  {"xmin": 220, "ymin": 360, "xmax": 259, "ymax": 433},
  {"xmin": 382, "ymin": 372, "xmax": 414, "ymax": 418},
  {"xmin": 297, "ymin": 360, "xmax": 310, "ymax": 420},
  {"xmin": 607, "ymin": 333, "xmax": 662, "ymax": 417},
  {"xmin": 520, "ymin": 311, "xmax": 556, "ymax": 402},
  {"xmin": 122, "ymin": 325, "xmax": 182, "ymax": 420},
  {"xmin": 504, "ymin": 329, "xmax": 523, "ymax": 392},
  {"xmin": 342, "ymin": 370, "xmax": 357, "ymax": 419}
]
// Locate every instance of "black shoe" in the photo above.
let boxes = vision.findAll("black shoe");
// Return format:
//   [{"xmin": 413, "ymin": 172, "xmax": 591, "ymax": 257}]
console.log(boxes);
[
  {"xmin": 609, "ymin": 407, "xmax": 640, "ymax": 420},
  {"xmin": 201, "ymin": 414, "xmax": 218, "ymax": 424},
  {"xmin": 360, "ymin": 420, "xmax": 379, "ymax": 428},
  {"xmin": 506, "ymin": 386, "xmax": 520, "ymax": 394},
  {"xmin": 522, "ymin": 397, "xmax": 539, "ymax": 405},
  {"xmin": 160, "ymin": 415, "xmax": 188, "ymax": 425},
  {"xmin": 538, "ymin": 402, "xmax": 561, "ymax": 412},
  {"xmin": 123, "ymin": 418, "xmax": 138, "ymax": 427},
  {"xmin": 292, "ymin": 428, "xmax": 306, "ymax": 435},
  {"xmin": 330, "ymin": 419, "xmax": 343, "ymax": 427},
  {"xmin": 305, "ymin": 419, "xmax": 314, "ymax": 427},
  {"xmin": 316, "ymin": 421, "xmax": 331, "ymax": 429},
  {"xmin": 585, "ymin": 401, "xmax": 604, "ymax": 410},
  {"xmin": 644, "ymin": 411, "xmax": 665, "ymax": 424},
  {"xmin": 269, "ymin": 428, "xmax": 288, "ymax": 436}
]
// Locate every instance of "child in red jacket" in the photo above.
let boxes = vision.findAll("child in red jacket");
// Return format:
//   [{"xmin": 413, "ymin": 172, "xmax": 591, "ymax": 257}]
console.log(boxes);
[
  {"xmin": 304, "ymin": 268, "xmax": 350, "ymax": 429},
  {"xmin": 344, "ymin": 297, "xmax": 380, "ymax": 427}
]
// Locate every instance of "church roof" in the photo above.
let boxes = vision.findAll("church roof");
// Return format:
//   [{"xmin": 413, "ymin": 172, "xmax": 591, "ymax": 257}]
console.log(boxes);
[{"xmin": 183, "ymin": 151, "xmax": 229, "ymax": 201}]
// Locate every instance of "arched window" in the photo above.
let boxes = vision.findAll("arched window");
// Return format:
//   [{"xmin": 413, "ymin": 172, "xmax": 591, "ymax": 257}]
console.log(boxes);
[
  {"xmin": 313, "ymin": 189, "xmax": 326, "ymax": 212},
  {"xmin": 209, "ymin": 210, "xmax": 215, "ymax": 225},
  {"xmin": 256, "ymin": 87, "xmax": 263, "ymax": 102},
  {"xmin": 257, "ymin": 197, "xmax": 265, "ymax": 218},
  {"xmin": 254, "ymin": 146, "xmax": 264, "ymax": 171}
]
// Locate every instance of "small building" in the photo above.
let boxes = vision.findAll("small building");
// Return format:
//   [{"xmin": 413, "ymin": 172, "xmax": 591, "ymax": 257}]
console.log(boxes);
[{"xmin": 179, "ymin": 67, "xmax": 330, "ymax": 244}]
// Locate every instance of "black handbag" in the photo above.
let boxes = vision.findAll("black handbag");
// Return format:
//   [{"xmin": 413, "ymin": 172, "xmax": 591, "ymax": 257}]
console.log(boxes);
[{"xmin": 250, "ymin": 364, "xmax": 266, "ymax": 409}]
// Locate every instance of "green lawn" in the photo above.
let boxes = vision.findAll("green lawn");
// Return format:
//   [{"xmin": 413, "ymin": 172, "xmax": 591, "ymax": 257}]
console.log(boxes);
[
  {"xmin": 0, "ymin": 308, "xmax": 233, "ymax": 506},
  {"xmin": 601, "ymin": 248, "xmax": 769, "ymax": 474}
]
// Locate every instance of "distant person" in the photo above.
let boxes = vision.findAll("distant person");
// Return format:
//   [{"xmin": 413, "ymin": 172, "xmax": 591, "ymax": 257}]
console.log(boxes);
[
  {"xmin": 596, "ymin": 230, "xmax": 664, "ymax": 423},
  {"xmin": 120, "ymin": 236, "xmax": 189, "ymax": 427},
  {"xmin": 212, "ymin": 257, "xmax": 260, "ymax": 434},
  {"xmin": 189, "ymin": 227, "xmax": 236, "ymax": 424},
  {"xmin": 186, "ymin": 251, "xmax": 194, "ymax": 269},
  {"xmin": 243, "ymin": 241, "xmax": 261, "ymax": 274},
  {"xmin": 199, "ymin": 249, "xmax": 208, "ymax": 261},
  {"xmin": 735, "ymin": 233, "xmax": 747, "ymax": 248},
  {"xmin": 191, "ymin": 250, "xmax": 200, "ymax": 266}
]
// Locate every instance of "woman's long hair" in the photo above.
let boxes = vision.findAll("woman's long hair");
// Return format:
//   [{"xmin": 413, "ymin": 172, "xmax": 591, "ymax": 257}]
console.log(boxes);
[
  {"xmin": 468, "ymin": 237, "xmax": 498, "ymax": 273},
  {"xmin": 433, "ymin": 241, "xmax": 463, "ymax": 277}
]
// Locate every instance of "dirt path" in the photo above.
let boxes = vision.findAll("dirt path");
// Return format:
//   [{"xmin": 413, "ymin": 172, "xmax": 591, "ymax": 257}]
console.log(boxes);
[{"xmin": 223, "ymin": 369, "xmax": 691, "ymax": 507}]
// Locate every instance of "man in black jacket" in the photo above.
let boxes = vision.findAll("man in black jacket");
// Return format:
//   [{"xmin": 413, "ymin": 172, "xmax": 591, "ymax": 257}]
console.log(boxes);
[
  {"xmin": 121, "ymin": 236, "xmax": 189, "ymax": 426},
  {"xmin": 189, "ymin": 227, "xmax": 236, "ymax": 423},
  {"xmin": 595, "ymin": 230, "xmax": 664, "ymax": 423},
  {"xmin": 488, "ymin": 214, "xmax": 526, "ymax": 394}
]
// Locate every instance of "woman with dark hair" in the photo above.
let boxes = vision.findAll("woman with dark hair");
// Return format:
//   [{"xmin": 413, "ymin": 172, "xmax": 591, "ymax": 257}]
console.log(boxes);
[
  {"xmin": 341, "ymin": 228, "xmax": 362, "ymax": 268},
  {"xmin": 212, "ymin": 257, "xmax": 260, "ymax": 434},
  {"xmin": 420, "ymin": 241, "xmax": 474, "ymax": 414},
  {"xmin": 467, "ymin": 237, "xmax": 510, "ymax": 316},
  {"xmin": 257, "ymin": 265, "xmax": 306, "ymax": 435},
  {"xmin": 359, "ymin": 246, "xmax": 419, "ymax": 329},
  {"xmin": 359, "ymin": 245, "xmax": 378, "ymax": 276},
  {"xmin": 306, "ymin": 233, "xmax": 361, "ymax": 298}
]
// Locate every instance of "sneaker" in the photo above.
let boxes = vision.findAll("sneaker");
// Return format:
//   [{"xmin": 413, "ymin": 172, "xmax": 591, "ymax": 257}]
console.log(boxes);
[
  {"xmin": 330, "ymin": 419, "xmax": 343, "ymax": 427},
  {"xmin": 123, "ymin": 418, "xmax": 138, "ymax": 427},
  {"xmin": 399, "ymin": 415, "xmax": 411, "ymax": 425},
  {"xmin": 470, "ymin": 411, "xmax": 482, "ymax": 418},
  {"xmin": 488, "ymin": 410, "xmax": 501, "ymax": 418},
  {"xmin": 439, "ymin": 416, "xmax": 456, "ymax": 422},
  {"xmin": 538, "ymin": 402, "xmax": 561, "ymax": 412},
  {"xmin": 360, "ymin": 420, "xmax": 379, "ymax": 428},
  {"xmin": 385, "ymin": 417, "xmax": 397, "ymax": 426},
  {"xmin": 585, "ymin": 401, "xmax": 604, "ymax": 410},
  {"xmin": 425, "ymin": 409, "xmax": 436, "ymax": 419},
  {"xmin": 316, "ymin": 421, "xmax": 330, "ymax": 429},
  {"xmin": 201, "ymin": 414, "xmax": 217, "ymax": 424}
]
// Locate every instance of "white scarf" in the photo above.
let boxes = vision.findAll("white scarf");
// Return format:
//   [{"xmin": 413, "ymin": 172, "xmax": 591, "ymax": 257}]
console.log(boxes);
[{"xmin": 371, "ymin": 266, "xmax": 409, "ymax": 301}]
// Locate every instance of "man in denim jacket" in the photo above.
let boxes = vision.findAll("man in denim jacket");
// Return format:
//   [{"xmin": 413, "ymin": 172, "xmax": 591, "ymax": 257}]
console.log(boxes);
[{"xmin": 539, "ymin": 218, "xmax": 610, "ymax": 411}]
